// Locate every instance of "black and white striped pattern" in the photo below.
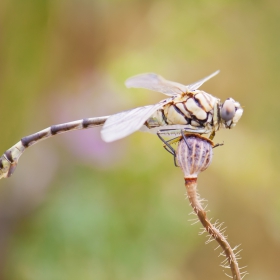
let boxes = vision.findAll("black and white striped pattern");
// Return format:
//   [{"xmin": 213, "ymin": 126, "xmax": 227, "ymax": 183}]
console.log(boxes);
[{"xmin": 0, "ymin": 116, "xmax": 108, "ymax": 179}]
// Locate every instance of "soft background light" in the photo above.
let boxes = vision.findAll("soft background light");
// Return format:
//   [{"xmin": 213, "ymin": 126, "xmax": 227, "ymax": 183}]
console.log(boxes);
[{"xmin": 0, "ymin": 1, "xmax": 279, "ymax": 279}]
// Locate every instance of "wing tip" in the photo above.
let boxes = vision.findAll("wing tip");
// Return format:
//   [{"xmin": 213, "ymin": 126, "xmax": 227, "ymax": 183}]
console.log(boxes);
[
  {"xmin": 213, "ymin": 69, "xmax": 220, "ymax": 76},
  {"xmin": 100, "ymin": 131, "xmax": 117, "ymax": 143},
  {"xmin": 125, "ymin": 79, "xmax": 133, "ymax": 88},
  {"xmin": 124, "ymin": 73, "xmax": 159, "ymax": 88}
]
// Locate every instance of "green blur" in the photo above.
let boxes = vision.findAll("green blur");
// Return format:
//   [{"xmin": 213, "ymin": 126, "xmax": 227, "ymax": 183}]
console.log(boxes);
[{"xmin": 0, "ymin": 1, "xmax": 279, "ymax": 279}]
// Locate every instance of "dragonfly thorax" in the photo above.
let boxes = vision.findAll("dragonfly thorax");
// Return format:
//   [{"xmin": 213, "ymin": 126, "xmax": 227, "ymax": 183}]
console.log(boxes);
[{"xmin": 144, "ymin": 90, "xmax": 220, "ymax": 135}]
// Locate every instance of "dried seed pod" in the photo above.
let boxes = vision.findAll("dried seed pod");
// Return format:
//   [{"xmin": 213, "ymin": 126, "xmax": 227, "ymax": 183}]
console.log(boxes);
[
  {"xmin": 176, "ymin": 134, "xmax": 243, "ymax": 280},
  {"xmin": 176, "ymin": 134, "xmax": 213, "ymax": 179}
]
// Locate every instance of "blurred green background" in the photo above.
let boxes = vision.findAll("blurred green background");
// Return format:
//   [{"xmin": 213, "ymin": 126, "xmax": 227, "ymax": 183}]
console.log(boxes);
[{"xmin": 0, "ymin": 0, "xmax": 279, "ymax": 279}]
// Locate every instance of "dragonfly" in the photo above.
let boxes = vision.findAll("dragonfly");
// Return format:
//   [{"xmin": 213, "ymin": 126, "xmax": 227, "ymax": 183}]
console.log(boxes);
[{"xmin": 0, "ymin": 70, "xmax": 243, "ymax": 179}]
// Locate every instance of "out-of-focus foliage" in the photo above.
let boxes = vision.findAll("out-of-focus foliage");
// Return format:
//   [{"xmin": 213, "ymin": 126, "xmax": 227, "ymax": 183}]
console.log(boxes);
[{"xmin": 0, "ymin": 0, "xmax": 280, "ymax": 279}]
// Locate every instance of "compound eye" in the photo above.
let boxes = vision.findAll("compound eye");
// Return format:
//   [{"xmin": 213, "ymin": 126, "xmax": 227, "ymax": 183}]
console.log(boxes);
[{"xmin": 220, "ymin": 99, "xmax": 235, "ymax": 121}]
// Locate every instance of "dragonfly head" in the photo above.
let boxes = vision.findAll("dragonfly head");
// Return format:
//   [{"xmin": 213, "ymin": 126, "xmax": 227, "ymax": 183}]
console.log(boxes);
[{"xmin": 220, "ymin": 98, "xmax": 243, "ymax": 129}]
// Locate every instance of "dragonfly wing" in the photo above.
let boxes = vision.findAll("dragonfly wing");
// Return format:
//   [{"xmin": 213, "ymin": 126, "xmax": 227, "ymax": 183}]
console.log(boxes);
[
  {"xmin": 101, "ymin": 100, "xmax": 170, "ymax": 142},
  {"xmin": 187, "ymin": 70, "xmax": 220, "ymax": 91},
  {"xmin": 125, "ymin": 73, "xmax": 186, "ymax": 96}
]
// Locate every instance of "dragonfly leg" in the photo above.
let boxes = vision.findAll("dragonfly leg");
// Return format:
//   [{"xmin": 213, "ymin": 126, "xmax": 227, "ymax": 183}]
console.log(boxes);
[
  {"xmin": 209, "ymin": 130, "xmax": 215, "ymax": 140},
  {"xmin": 157, "ymin": 132, "xmax": 176, "ymax": 156},
  {"xmin": 157, "ymin": 131, "xmax": 179, "ymax": 167},
  {"xmin": 213, "ymin": 141, "xmax": 224, "ymax": 149},
  {"xmin": 181, "ymin": 130, "xmax": 192, "ymax": 150}
]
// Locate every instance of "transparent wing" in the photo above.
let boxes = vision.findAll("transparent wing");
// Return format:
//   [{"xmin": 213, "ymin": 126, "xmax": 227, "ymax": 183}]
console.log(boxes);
[
  {"xmin": 101, "ymin": 99, "xmax": 171, "ymax": 142},
  {"xmin": 125, "ymin": 73, "xmax": 186, "ymax": 96},
  {"xmin": 186, "ymin": 70, "xmax": 220, "ymax": 91}
]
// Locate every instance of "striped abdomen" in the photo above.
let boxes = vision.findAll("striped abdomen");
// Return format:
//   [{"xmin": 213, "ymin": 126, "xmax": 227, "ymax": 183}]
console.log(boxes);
[{"xmin": 0, "ymin": 116, "xmax": 108, "ymax": 179}]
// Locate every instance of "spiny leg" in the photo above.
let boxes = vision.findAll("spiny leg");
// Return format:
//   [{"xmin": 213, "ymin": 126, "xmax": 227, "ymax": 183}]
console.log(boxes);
[
  {"xmin": 181, "ymin": 130, "xmax": 191, "ymax": 150},
  {"xmin": 204, "ymin": 130, "xmax": 224, "ymax": 149},
  {"xmin": 157, "ymin": 131, "xmax": 180, "ymax": 167},
  {"xmin": 213, "ymin": 142, "xmax": 224, "ymax": 149},
  {"xmin": 156, "ymin": 131, "xmax": 176, "ymax": 156},
  {"xmin": 209, "ymin": 130, "xmax": 215, "ymax": 140}
]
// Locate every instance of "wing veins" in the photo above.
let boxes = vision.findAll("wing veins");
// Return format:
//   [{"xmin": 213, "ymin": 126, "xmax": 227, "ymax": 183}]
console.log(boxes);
[{"xmin": 101, "ymin": 100, "xmax": 170, "ymax": 142}]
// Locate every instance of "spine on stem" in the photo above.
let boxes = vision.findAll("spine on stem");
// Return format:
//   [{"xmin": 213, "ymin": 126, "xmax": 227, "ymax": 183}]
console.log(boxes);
[{"xmin": 176, "ymin": 133, "xmax": 245, "ymax": 280}]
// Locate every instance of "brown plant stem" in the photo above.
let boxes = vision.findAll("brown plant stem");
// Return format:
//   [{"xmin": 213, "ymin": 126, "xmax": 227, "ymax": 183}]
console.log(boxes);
[{"xmin": 185, "ymin": 177, "xmax": 242, "ymax": 280}]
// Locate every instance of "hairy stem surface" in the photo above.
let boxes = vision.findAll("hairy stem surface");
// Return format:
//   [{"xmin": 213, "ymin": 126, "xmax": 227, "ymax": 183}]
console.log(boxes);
[{"xmin": 185, "ymin": 178, "xmax": 242, "ymax": 280}]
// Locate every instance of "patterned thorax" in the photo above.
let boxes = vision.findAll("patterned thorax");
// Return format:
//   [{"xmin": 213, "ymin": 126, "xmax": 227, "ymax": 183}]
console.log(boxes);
[{"xmin": 145, "ymin": 90, "xmax": 219, "ymax": 133}]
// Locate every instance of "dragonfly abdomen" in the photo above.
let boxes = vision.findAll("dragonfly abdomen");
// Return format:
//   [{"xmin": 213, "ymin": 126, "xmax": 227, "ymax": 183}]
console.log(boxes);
[{"xmin": 0, "ymin": 116, "xmax": 108, "ymax": 179}]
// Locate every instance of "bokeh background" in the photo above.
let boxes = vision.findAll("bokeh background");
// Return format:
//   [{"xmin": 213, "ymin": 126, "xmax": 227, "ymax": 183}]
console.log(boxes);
[{"xmin": 0, "ymin": 0, "xmax": 279, "ymax": 279}]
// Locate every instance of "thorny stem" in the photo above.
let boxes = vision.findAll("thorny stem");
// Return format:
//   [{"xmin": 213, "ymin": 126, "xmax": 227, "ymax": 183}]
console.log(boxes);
[{"xmin": 185, "ymin": 178, "xmax": 242, "ymax": 280}]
